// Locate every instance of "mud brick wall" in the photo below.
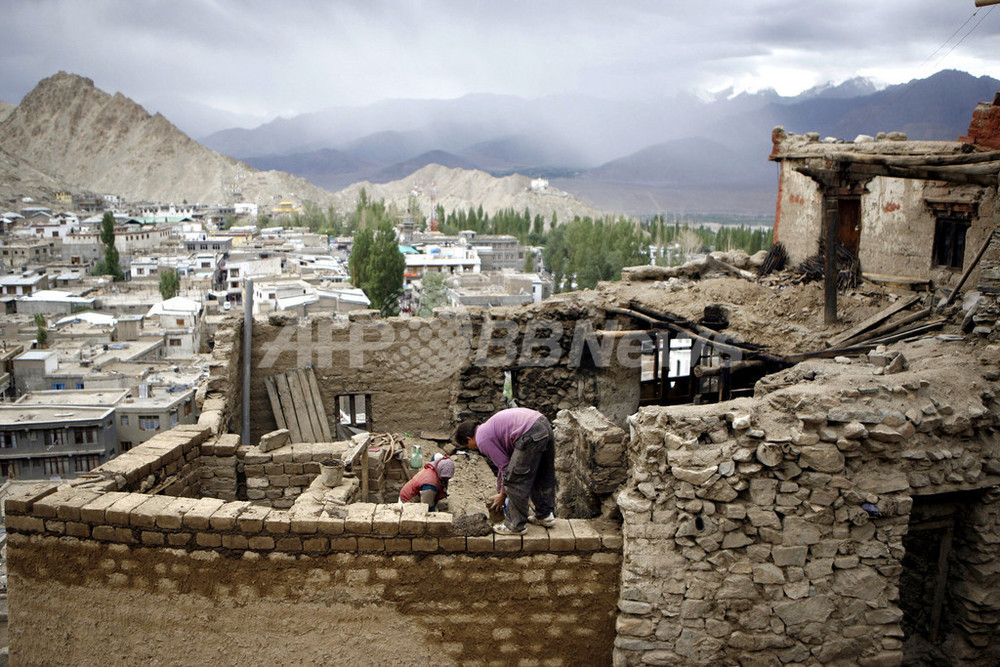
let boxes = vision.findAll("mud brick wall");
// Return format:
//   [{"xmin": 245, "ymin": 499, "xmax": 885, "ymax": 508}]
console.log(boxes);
[
  {"xmin": 76, "ymin": 423, "xmax": 211, "ymax": 496},
  {"xmin": 554, "ymin": 407, "xmax": 628, "ymax": 518},
  {"xmin": 248, "ymin": 301, "xmax": 640, "ymax": 443},
  {"xmin": 239, "ymin": 440, "xmax": 352, "ymax": 508},
  {"xmin": 614, "ymin": 355, "xmax": 1000, "ymax": 666},
  {"xmin": 196, "ymin": 315, "xmax": 243, "ymax": 436},
  {"xmin": 199, "ymin": 434, "xmax": 239, "ymax": 500},
  {"xmin": 4, "ymin": 477, "xmax": 622, "ymax": 665}
]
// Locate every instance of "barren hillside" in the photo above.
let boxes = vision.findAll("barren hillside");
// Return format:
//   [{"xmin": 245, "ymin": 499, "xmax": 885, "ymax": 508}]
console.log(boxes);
[
  {"xmin": 332, "ymin": 163, "xmax": 603, "ymax": 222},
  {"xmin": 0, "ymin": 73, "xmax": 337, "ymax": 207}
]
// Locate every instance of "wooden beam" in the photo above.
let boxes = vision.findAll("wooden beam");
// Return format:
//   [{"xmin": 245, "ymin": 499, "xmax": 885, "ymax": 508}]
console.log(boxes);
[
  {"xmin": 828, "ymin": 295, "xmax": 921, "ymax": 348},
  {"xmin": 839, "ymin": 307, "xmax": 932, "ymax": 347},
  {"xmin": 943, "ymin": 230, "xmax": 996, "ymax": 307}
]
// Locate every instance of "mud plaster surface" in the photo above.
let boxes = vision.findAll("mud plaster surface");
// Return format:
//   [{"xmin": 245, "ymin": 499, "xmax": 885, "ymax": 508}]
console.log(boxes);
[{"xmin": 9, "ymin": 538, "xmax": 618, "ymax": 666}]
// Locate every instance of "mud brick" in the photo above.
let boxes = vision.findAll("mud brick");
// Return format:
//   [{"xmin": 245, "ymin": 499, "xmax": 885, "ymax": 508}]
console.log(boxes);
[
  {"xmin": 412, "ymin": 537, "xmax": 439, "ymax": 552},
  {"xmin": 494, "ymin": 533, "xmax": 522, "ymax": 553},
  {"xmin": 568, "ymin": 519, "xmax": 602, "ymax": 551},
  {"xmin": 209, "ymin": 501, "xmax": 249, "ymax": 530},
  {"xmin": 522, "ymin": 524, "xmax": 550, "ymax": 552},
  {"xmin": 399, "ymin": 504, "xmax": 428, "ymax": 535},
  {"xmin": 4, "ymin": 482, "xmax": 60, "ymax": 515},
  {"xmin": 180, "ymin": 498, "xmax": 226, "ymax": 531},
  {"xmin": 372, "ymin": 506, "xmax": 401, "ymax": 536},
  {"xmin": 345, "ymin": 503, "xmax": 377, "ymax": 534},
  {"xmin": 106, "ymin": 494, "xmax": 152, "ymax": 527},
  {"xmin": 425, "ymin": 513, "xmax": 453, "ymax": 536},
  {"xmin": 467, "ymin": 535, "xmax": 494, "ymax": 552},
  {"xmin": 35, "ymin": 488, "xmax": 101, "ymax": 520},
  {"xmin": 547, "ymin": 519, "xmax": 575, "ymax": 551},
  {"xmin": 130, "ymin": 496, "xmax": 176, "ymax": 529}
]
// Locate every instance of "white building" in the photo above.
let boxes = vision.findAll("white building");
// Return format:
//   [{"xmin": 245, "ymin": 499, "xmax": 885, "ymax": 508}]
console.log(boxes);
[{"xmin": 145, "ymin": 297, "xmax": 203, "ymax": 356}]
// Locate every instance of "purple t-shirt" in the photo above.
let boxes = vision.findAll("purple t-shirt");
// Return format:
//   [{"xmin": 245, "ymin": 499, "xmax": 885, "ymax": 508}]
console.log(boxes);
[{"xmin": 475, "ymin": 408, "xmax": 543, "ymax": 491}]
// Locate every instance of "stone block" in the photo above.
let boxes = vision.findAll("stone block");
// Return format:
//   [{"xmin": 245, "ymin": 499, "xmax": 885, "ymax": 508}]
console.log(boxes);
[
  {"xmin": 782, "ymin": 517, "xmax": 820, "ymax": 546},
  {"xmin": 773, "ymin": 545, "xmax": 808, "ymax": 567}
]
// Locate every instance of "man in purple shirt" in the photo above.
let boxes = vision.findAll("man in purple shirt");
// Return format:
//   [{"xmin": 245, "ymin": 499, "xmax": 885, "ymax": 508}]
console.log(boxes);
[{"xmin": 452, "ymin": 407, "xmax": 556, "ymax": 534}]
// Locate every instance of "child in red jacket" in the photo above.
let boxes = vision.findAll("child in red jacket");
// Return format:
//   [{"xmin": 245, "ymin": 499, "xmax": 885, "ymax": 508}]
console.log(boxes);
[{"xmin": 399, "ymin": 455, "xmax": 455, "ymax": 511}]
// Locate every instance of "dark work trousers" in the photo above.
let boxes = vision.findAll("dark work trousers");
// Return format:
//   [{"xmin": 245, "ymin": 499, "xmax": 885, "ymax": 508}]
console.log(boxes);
[{"xmin": 502, "ymin": 416, "xmax": 556, "ymax": 530}]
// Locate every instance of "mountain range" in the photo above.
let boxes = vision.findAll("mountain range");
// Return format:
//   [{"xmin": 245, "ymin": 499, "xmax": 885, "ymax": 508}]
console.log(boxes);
[
  {"xmin": 1, "ymin": 70, "xmax": 997, "ymax": 219},
  {"xmin": 199, "ymin": 69, "xmax": 1000, "ymax": 215}
]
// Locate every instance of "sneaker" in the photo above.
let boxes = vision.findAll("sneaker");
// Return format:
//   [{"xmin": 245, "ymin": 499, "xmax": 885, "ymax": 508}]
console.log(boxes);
[
  {"xmin": 493, "ymin": 522, "xmax": 526, "ymax": 535},
  {"xmin": 529, "ymin": 512, "xmax": 556, "ymax": 528}
]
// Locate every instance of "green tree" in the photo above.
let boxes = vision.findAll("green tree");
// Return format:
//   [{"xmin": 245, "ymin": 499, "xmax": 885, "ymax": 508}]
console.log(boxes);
[
  {"xmin": 159, "ymin": 267, "xmax": 180, "ymax": 300},
  {"xmin": 416, "ymin": 272, "xmax": 449, "ymax": 317},
  {"xmin": 93, "ymin": 211, "xmax": 124, "ymax": 281},
  {"xmin": 34, "ymin": 314, "xmax": 47, "ymax": 349},
  {"xmin": 544, "ymin": 216, "xmax": 647, "ymax": 292},
  {"xmin": 349, "ymin": 222, "xmax": 405, "ymax": 317}
]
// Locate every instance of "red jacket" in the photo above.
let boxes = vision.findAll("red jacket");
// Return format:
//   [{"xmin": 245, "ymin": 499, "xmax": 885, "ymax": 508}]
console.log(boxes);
[{"xmin": 399, "ymin": 464, "xmax": 447, "ymax": 503}]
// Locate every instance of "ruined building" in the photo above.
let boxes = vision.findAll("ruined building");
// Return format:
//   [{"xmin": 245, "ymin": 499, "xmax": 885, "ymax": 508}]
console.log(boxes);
[{"xmin": 4, "ymin": 95, "xmax": 1000, "ymax": 665}]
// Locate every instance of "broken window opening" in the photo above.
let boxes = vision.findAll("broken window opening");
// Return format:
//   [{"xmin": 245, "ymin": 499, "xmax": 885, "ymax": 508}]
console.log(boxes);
[
  {"xmin": 336, "ymin": 393, "xmax": 372, "ymax": 433},
  {"xmin": 932, "ymin": 215, "xmax": 970, "ymax": 270}
]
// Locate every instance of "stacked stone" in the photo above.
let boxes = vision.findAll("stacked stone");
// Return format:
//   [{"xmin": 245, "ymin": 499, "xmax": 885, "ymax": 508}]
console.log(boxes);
[
  {"xmin": 199, "ymin": 433, "xmax": 239, "ymax": 500},
  {"xmin": 197, "ymin": 322, "xmax": 241, "ymax": 435},
  {"xmin": 613, "ymin": 359, "xmax": 1000, "ymax": 666},
  {"xmin": 238, "ymin": 441, "xmax": 351, "ymax": 509},
  {"xmin": 554, "ymin": 407, "xmax": 628, "ymax": 518}
]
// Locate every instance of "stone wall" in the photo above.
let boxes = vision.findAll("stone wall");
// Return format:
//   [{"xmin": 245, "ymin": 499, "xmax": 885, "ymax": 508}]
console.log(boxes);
[
  {"xmin": 613, "ymin": 353, "xmax": 1000, "ymax": 665},
  {"xmin": 554, "ymin": 407, "xmax": 629, "ymax": 518}
]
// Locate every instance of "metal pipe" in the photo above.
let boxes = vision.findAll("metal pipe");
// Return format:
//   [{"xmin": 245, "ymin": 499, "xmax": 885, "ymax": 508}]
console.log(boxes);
[{"xmin": 241, "ymin": 278, "xmax": 253, "ymax": 447}]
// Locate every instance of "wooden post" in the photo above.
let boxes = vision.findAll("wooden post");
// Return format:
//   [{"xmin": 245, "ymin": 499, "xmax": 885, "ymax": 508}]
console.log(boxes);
[
  {"xmin": 824, "ymin": 194, "xmax": 839, "ymax": 325},
  {"xmin": 361, "ymin": 445, "xmax": 369, "ymax": 501}
]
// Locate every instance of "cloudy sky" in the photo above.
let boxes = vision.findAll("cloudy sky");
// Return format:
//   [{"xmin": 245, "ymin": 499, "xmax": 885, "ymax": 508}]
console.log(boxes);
[{"xmin": 2, "ymin": 0, "xmax": 998, "ymax": 133}]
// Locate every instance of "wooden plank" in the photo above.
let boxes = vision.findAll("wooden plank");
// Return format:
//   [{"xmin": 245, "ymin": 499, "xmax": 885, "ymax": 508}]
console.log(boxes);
[
  {"xmin": 274, "ymin": 372, "xmax": 302, "ymax": 443},
  {"xmin": 839, "ymin": 307, "xmax": 932, "ymax": 347},
  {"xmin": 264, "ymin": 375, "xmax": 287, "ymax": 431},
  {"xmin": 828, "ymin": 295, "xmax": 920, "ymax": 348},
  {"xmin": 294, "ymin": 369, "xmax": 322, "ymax": 443},
  {"xmin": 286, "ymin": 371, "xmax": 316, "ymax": 442},
  {"xmin": 943, "ymin": 230, "xmax": 996, "ymax": 307},
  {"xmin": 307, "ymin": 368, "xmax": 332, "ymax": 441}
]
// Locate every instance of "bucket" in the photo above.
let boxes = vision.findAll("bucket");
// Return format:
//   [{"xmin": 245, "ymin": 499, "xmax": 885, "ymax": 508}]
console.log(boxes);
[{"xmin": 319, "ymin": 458, "xmax": 345, "ymax": 487}]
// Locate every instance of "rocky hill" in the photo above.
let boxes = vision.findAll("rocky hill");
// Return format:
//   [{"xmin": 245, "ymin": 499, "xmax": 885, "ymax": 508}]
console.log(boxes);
[
  {"xmin": 0, "ymin": 72, "xmax": 337, "ymax": 208},
  {"xmin": 0, "ymin": 73, "xmax": 605, "ymax": 221},
  {"xmin": 329, "ymin": 163, "xmax": 603, "ymax": 222}
]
